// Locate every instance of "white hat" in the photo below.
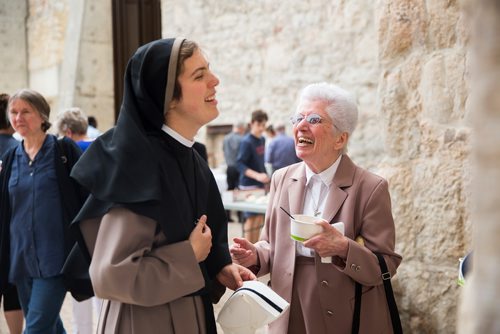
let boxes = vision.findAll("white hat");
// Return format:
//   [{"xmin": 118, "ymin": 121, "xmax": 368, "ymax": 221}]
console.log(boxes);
[{"xmin": 217, "ymin": 280, "xmax": 289, "ymax": 334}]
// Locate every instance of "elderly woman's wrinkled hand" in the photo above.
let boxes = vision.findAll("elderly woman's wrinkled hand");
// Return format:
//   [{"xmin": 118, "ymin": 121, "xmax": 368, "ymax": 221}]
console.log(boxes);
[
  {"xmin": 303, "ymin": 220, "xmax": 349, "ymax": 260},
  {"xmin": 230, "ymin": 237, "xmax": 259, "ymax": 268}
]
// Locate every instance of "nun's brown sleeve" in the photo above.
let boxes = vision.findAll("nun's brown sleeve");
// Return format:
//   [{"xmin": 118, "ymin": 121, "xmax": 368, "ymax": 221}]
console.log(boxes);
[{"xmin": 88, "ymin": 207, "xmax": 205, "ymax": 307}]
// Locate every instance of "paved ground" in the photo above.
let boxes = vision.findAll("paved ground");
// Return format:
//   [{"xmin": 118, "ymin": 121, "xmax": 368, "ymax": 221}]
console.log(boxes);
[{"xmin": 0, "ymin": 221, "xmax": 267, "ymax": 334}]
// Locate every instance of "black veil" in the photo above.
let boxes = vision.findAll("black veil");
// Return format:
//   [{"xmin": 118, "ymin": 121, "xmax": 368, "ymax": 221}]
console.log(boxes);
[{"xmin": 70, "ymin": 38, "xmax": 185, "ymax": 205}]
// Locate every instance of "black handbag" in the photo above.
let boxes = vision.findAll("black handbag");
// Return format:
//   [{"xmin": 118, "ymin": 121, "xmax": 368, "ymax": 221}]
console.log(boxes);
[{"xmin": 351, "ymin": 252, "xmax": 403, "ymax": 334}]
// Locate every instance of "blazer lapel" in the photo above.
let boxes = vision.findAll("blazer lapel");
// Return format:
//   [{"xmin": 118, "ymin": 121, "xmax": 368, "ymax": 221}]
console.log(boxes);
[
  {"xmin": 323, "ymin": 155, "xmax": 356, "ymax": 223},
  {"xmin": 323, "ymin": 186, "xmax": 347, "ymax": 223},
  {"xmin": 281, "ymin": 164, "xmax": 307, "ymax": 264},
  {"xmin": 287, "ymin": 164, "xmax": 307, "ymax": 217}
]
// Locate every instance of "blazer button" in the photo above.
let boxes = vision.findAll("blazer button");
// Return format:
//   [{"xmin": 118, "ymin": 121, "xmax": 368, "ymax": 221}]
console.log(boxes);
[
  {"xmin": 321, "ymin": 280, "xmax": 329, "ymax": 287},
  {"xmin": 350, "ymin": 264, "xmax": 357, "ymax": 271},
  {"xmin": 327, "ymin": 310, "xmax": 334, "ymax": 316},
  {"xmin": 355, "ymin": 265, "xmax": 361, "ymax": 271}
]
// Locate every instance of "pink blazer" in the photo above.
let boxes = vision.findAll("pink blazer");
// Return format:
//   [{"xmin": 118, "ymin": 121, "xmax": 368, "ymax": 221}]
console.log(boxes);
[{"xmin": 255, "ymin": 155, "xmax": 402, "ymax": 333}]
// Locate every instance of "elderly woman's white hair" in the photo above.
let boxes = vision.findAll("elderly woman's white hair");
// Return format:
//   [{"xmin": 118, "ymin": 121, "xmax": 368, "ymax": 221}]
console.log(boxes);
[
  {"xmin": 296, "ymin": 82, "xmax": 359, "ymax": 136},
  {"xmin": 55, "ymin": 107, "xmax": 88, "ymax": 137}
]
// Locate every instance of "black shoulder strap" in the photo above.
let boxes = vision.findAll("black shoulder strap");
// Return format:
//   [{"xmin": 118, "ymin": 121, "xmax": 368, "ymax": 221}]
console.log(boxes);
[
  {"xmin": 351, "ymin": 253, "xmax": 403, "ymax": 334},
  {"xmin": 375, "ymin": 252, "xmax": 403, "ymax": 334},
  {"xmin": 352, "ymin": 282, "xmax": 362, "ymax": 334}
]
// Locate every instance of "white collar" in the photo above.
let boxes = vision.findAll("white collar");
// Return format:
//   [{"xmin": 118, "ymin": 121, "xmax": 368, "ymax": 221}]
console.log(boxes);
[
  {"xmin": 305, "ymin": 155, "xmax": 342, "ymax": 187},
  {"xmin": 161, "ymin": 124, "xmax": 194, "ymax": 148}
]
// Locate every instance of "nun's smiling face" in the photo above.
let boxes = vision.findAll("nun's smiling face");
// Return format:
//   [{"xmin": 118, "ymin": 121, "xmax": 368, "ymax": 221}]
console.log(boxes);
[{"xmin": 171, "ymin": 49, "xmax": 220, "ymax": 129}]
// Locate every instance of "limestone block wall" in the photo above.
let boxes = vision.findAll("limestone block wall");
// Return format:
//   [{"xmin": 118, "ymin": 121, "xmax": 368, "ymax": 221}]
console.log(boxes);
[
  {"xmin": 26, "ymin": 0, "xmax": 68, "ymax": 108},
  {"xmin": 162, "ymin": 0, "xmax": 383, "ymax": 170},
  {"xmin": 29, "ymin": 0, "xmax": 114, "ymax": 132},
  {"xmin": 162, "ymin": 0, "xmax": 471, "ymax": 333},
  {"xmin": 71, "ymin": 0, "xmax": 114, "ymax": 131},
  {"xmin": 376, "ymin": 0, "xmax": 470, "ymax": 332},
  {"xmin": 0, "ymin": 1, "xmax": 28, "ymax": 93},
  {"xmin": 0, "ymin": 0, "xmax": 114, "ymax": 133}
]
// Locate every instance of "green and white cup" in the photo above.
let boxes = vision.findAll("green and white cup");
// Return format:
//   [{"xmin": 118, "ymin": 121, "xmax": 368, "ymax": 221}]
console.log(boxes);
[
  {"xmin": 290, "ymin": 214, "xmax": 324, "ymax": 242},
  {"xmin": 290, "ymin": 215, "xmax": 345, "ymax": 263}
]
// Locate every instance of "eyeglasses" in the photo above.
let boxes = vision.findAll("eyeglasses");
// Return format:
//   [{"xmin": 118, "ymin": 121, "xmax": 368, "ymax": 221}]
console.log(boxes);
[
  {"xmin": 290, "ymin": 113, "xmax": 342, "ymax": 132},
  {"xmin": 290, "ymin": 113, "xmax": 325, "ymax": 126}
]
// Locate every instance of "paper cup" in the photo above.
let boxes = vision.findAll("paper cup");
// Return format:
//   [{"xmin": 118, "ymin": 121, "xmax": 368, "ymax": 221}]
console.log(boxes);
[
  {"xmin": 290, "ymin": 215, "xmax": 324, "ymax": 242},
  {"xmin": 290, "ymin": 216, "xmax": 345, "ymax": 264}
]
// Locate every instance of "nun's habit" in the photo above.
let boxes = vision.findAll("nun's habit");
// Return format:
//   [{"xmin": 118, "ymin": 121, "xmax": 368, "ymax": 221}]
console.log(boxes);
[{"xmin": 70, "ymin": 38, "xmax": 231, "ymax": 334}]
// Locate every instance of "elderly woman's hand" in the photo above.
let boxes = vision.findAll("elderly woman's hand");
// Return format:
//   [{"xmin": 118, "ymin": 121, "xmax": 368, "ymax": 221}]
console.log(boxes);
[
  {"xmin": 303, "ymin": 221, "xmax": 349, "ymax": 260},
  {"xmin": 230, "ymin": 237, "xmax": 259, "ymax": 268}
]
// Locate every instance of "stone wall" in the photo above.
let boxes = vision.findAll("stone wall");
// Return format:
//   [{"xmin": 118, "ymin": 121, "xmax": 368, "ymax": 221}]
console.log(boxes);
[
  {"xmin": 376, "ymin": 0, "xmax": 471, "ymax": 332},
  {"xmin": 0, "ymin": 0, "xmax": 114, "ymax": 133},
  {"xmin": 70, "ymin": 0, "xmax": 114, "ymax": 131},
  {"xmin": 27, "ymin": 0, "xmax": 68, "ymax": 108},
  {"xmin": 162, "ymin": 0, "xmax": 471, "ymax": 332},
  {"xmin": 162, "ymin": 0, "xmax": 383, "ymax": 169},
  {"xmin": 0, "ymin": 1, "xmax": 28, "ymax": 93}
]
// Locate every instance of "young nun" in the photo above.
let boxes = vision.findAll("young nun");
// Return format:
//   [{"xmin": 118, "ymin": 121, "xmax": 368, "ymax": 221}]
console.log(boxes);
[{"xmin": 69, "ymin": 38, "xmax": 255, "ymax": 334}]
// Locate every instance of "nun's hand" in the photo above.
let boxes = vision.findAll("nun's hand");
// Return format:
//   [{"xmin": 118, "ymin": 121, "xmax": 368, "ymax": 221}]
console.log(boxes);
[
  {"xmin": 230, "ymin": 237, "xmax": 258, "ymax": 268},
  {"xmin": 217, "ymin": 263, "xmax": 256, "ymax": 290},
  {"xmin": 189, "ymin": 215, "xmax": 212, "ymax": 262}
]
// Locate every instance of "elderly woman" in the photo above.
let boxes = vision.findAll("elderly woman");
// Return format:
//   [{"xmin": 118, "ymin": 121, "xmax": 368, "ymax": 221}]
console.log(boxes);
[
  {"xmin": 69, "ymin": 38, "xmax": 255, "ymax": 334},
  {"xmin": 0, "ymin": 89, "xmax": 86, "ymax": 333},
  {"xmin": 231, "ymin": 82, "xmax": 402, "ymax": 333},
  {"xmin": 56, "ymin": 107, "xmax": 94, "ymax": 151}
]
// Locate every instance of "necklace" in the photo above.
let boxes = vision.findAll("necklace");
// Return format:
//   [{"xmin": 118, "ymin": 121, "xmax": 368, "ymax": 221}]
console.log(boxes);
[
  {"xmin": 311, "ymin": 191, "xmax": 322, "ymax": 217},
  {"xmin": 309, "ymin": 177, "xmax": 324, "ymax": 217}
]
